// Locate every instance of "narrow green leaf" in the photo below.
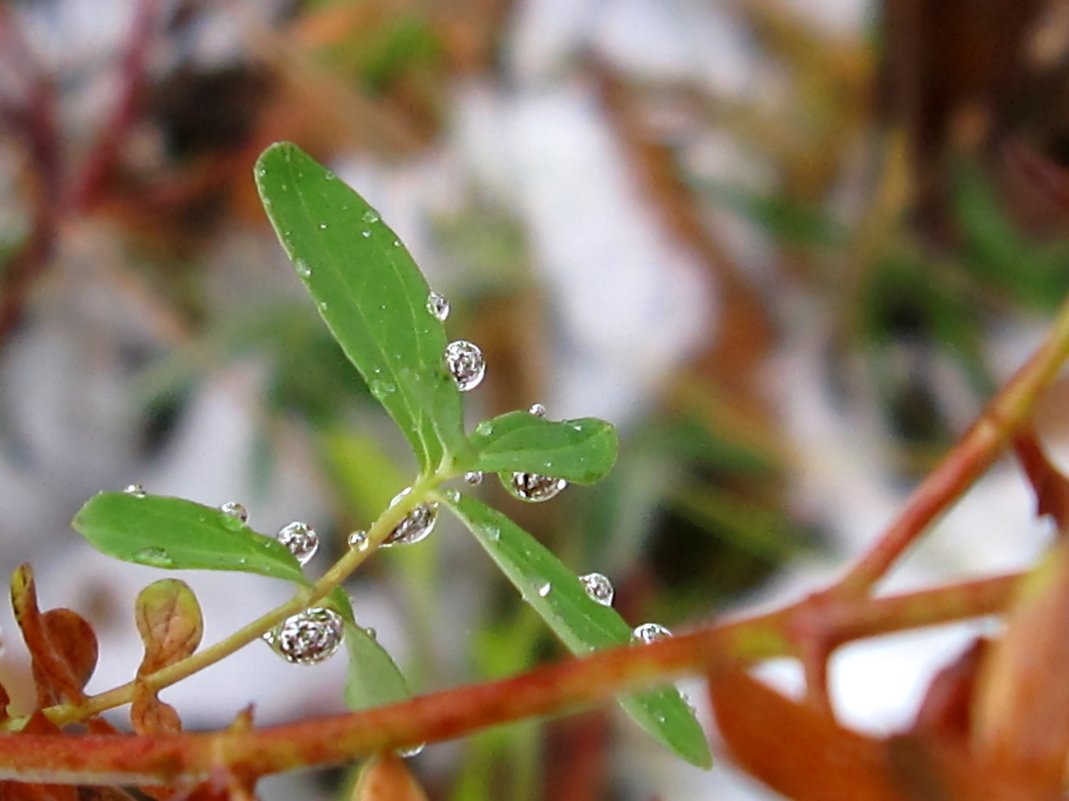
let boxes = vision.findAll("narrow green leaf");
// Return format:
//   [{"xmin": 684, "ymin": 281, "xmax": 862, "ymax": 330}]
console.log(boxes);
[
  {"xmin": 254, "ymin": 142, "xmax": 466, "ymax": 471},
  {"xmin": 344, "ymin": 623, "xmax": 413, "ymax": 712},
  {"xmin": 464, "ymin": 411, "xmax": 618, "ymax": 483},
  {"xmin": 72, "ymin": 493, "xmax": 308, "ymax": 585},
  {"xmin": 444, "ymin": 494, "xmax": 712, "ymax": 769}
]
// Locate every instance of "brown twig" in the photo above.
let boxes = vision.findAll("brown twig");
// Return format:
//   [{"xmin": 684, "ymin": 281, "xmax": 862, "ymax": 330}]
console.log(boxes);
[
  {"xmin": 832, "ymin": 290, "xmax": 1069, "ymax": 595},
  {"xmin": 0, "ymin": 571, "xmax": 1020, "ymax": 785}
]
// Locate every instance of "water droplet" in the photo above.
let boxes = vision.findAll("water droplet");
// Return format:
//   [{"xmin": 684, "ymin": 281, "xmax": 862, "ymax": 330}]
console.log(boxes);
[
  {"xmin": 579, "ymin": 573, "xmax": 614, "ymax": 606},
  {"xmin": 276, "ymin": 521, "xmax": 319, "ymax": 566},
  {"xmin": 397, "ymin": 743, "xmax": 424, "ymax": 758},
  {"xmin": 464, "ymin": 471, "xmax": 483, "ymax": 485},
  {"xmin": 123, "ymin": 483, "xmax": 146, "ymax": 498},
  {"xmin": 318, "ymin": 223, "xmax": 328, "ymax": 230},
  {"xmin": 487, "ymin": 525, "xmax": 501, "ymax": 542},
  {"xmin": 295, "ymin": 260, "xmax": 311, "ymax": 278},
  {"xmin": 255, "ymin": 166, "xmax": 266, "ymax": 178},
  {"xmin": 426, "ymin": 291, "xmax": 450, "ymax": 321},
  {"xmin": 324, "ymin": 172, "xmax": 336, "ymax": 181},
  {"xmin": 364, "ymin": 626, "xmax": 377, "ymax": 640},
  {"xmin": 219, "ymin": 501, "xmax": 249, "ymax": 529},
  {"xmin": 267, "ymin": 608, "xmax": 344, "ymax": 665},
  {"xmin": 392, "ymin": 239, "xmax": 401, "ymax": 248},
  {"xmin": 360, "ymin": 229, "xmax": 371, "ymax": 238},
  {"xmin": 537, "ymin": 582, "xmax": 552, "ymax": 598},
  {"xmin": 370, "ymin": 380, "xmax": 397, "ymax": 399},
  {"xmin": 361, "ymin": 209, "xmax": 380, "ymax": 224},
  {"xmin": 631, "ymin": 622, "xmax": 672, "ymax": 645},
  {"xmin": 444, "ymin": 340, "xmax": 486, "ymax": 391},
  {"xmin": 528, "ymin": 403, "xmax": 546, "ymax": 417},
  {"xmin": 442, "ymin": 488, "xmax": 461, "ymax": 503},
  {"xmin": 503, "ymin": 472, "xmax": 567, "ymax": 503},
  {"xmin": 475, "ymin": 421, "xmax": 494, "ymax": 437},
  {"xmin": 135, "ymin": 547, "xmax": 174, "ymax": 568},
  {"xmin": 382, "ymin": 489, "xmax": 439, "ymax": 547},
  {"xmin": 347, "ymin": 530, "xmax": 369, "ymax": 551}
]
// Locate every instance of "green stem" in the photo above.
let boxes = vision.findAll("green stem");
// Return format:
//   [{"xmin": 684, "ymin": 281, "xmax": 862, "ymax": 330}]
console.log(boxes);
[
  {"xmin": 27, "ymin": 473, "xmax": 442, "ymax": 730},
  {"xmin": 834, "ymin": 291, "xmax": 1069, "ymax": 596}
]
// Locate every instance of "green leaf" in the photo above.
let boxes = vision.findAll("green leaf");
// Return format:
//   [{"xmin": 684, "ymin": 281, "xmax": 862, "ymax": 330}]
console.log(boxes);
[
  {"xmin": 72, "ymin": 493, "xmax": 308, "ymax": 585},
  {"xmin": 344, "ymin": 623, "xmax": 413, "ymax": 712},
  {"xmin": 254, "ymin": 142, "xmax": 466, "ymax": 472},
  {"xmin": 464, "ymin": 411, "xmax": 618, "ymax": 483},
  {"xmin": 444, "ymin": 494, "xmax": 712, "ymax": 769}
]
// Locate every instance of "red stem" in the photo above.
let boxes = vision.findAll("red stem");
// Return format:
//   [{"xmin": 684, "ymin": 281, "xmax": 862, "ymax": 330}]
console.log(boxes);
[{"xmin": 0, "ymin": 572, "xmax": 1020, "ymax": 785}]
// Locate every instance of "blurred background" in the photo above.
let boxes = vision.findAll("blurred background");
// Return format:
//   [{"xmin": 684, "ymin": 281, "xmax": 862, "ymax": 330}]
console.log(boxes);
[{"xmin": 2, "ymin": 0, "xmax": 1069, "ymax": 798}]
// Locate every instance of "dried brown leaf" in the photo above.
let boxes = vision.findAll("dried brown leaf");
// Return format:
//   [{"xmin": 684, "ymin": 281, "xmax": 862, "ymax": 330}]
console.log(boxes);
[
  {"xmin": 131, "ymin": 686, "xmax": 182, "ymax": 736},
  {"xmin": 10, "ymin": 565, "xmax": 98, "ymax": 708},
  {"xmin": 972, "ymin": 542, "xmax": 1069, "ymax": 789}
]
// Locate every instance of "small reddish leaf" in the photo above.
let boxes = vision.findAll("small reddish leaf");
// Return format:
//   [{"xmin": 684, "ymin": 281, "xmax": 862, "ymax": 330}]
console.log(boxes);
[
  {"xmin": 134, "ymin": 580, "xmax": 203, "ymax": 676},
  {"xmin": 129, "ymin": 580, "xmax": 202, "ymax": 735},
  {"xmin": 972, "ymin": 542, "xmax": 1069, "ymax": 790},
  {"xmin": 11, "ymin": 565, "xmax": 98, "ymax": 707},
  {"xmin": 1013, "ymin": 431, "xmax": 1069, "ymax": 534},
  {"xmin": 352, "ymin": 754, "xmax": 429, "ymax": 801}
]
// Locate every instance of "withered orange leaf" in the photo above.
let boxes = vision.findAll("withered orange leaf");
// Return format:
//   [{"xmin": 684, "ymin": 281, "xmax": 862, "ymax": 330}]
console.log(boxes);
[
  {"xmin": 352, "ymin": 754, "xmax": 429, "ymax": 801},
  {"xmin": 972, "ymin": 542, "xmax": 1069, "ymax": 791},
  {"xmin": 912, "ymin": 638, "xmax": 988, "ymax": 741},
  {"xmin": 1013, "ymin": 431, "xmax": 1069, "ymax": 534},
  {"xmin": 10, "ymin": 565, "xmax": 98, "ymax": 708},
  {"xmin": 130, "ymin": 686, "xmax": 182, "ymax": 736}
]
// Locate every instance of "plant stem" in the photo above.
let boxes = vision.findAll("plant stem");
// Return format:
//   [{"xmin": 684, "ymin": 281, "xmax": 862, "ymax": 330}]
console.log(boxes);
[
  {"xmin": 0, "ymin": 572, "xmax": 1020, "ymax": 785},
  {"xmin": 833, "ymin": 292, "xmax": 1069, "ymax": 596},
  {"xmin": 30, "ymin": 474, "xmax": 441, "ymax": 729}
]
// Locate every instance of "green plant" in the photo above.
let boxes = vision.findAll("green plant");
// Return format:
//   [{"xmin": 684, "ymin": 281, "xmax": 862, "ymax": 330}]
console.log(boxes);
[{"xmin": 4, "ymin": 142, "xmax": 1069, "ymax": 800}]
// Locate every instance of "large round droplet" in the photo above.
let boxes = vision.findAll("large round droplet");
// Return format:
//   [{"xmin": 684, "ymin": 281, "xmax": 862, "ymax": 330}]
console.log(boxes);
[
  {"xmin": 276, "ymin": 521, "xmax": 319, "ymax": 566},
  {"xmin": 426, "ymin": 291, "xmax": 450, "ymax": 321},
  {"xmin": 123, "ymin": 483, "xmax": 146, "ymax": 498},
  {"xmin": 444, "ymin": 340, "xmax": 485, "ymax": 391},
  {"xmin": 503, "ymin": 472, "xmax": 567, "ymax": 503},
  {"xmin": 219, "ymin": 501, "xmax": 249, "ymax": 529},
  {"xmin": 631, "ymin": 622, "xmax": 672, "ymax": 645},
  {"xmin": 579, "ymin": 573, "xmax": 614, "ymax": 606},
  {"xmin": 268, "ymin": 608, "xmax": 344, "ymax": 665},
  {"xmin": 382, "ymin": 490, "xmax": 438, "ymax": 547}
]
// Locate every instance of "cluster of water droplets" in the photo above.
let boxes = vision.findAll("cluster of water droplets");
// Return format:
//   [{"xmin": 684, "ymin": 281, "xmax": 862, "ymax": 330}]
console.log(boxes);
[{"xmin": 264, "ymin": 607, "xmax": 345, "ymax": 665}]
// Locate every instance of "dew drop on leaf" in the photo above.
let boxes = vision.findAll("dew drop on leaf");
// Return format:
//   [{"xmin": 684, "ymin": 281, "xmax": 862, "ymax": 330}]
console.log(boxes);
[
  {"xmin": 295, "ymin": 259, "xmax": 312, "ymax": 278},
  {"xmin": 361, "ymin": 209, "xmax": 380, "ymax": 224},
  {"xmin": 537, "ymin": 582, "xmax": 552, "ymax": 598},
  {"xmin": 361, "ymin": 229, "xmax": 371, "ymax": 238},
  {"xmin": 528, "ymin": 403, "xmax": 546, "ymax": 417},
  {"xmin": 475, "ymin": 420, "xmax": 494, "ymax": 437},
  {"xmin": 318, "ymin": 223, "xmax": 328, "ymax": 230},
  {"xmin": 444, "ymin": 340, "xmax": 485, "ymax": 391},
  {"xmin": 267, "ymin": 608, "xmax": 344, "ymax": 665},
  {"xmin": 631, "ymin": 622, "xmax": 672, "ymax": 645},
  {"xmin": 397, "ymin": 743, "xmax": 425, "ymax": 758},
  {"xmin": 579, "ymin": 572, "xmax": 614, "ymax": 606},
  {"xmin": 464, "ymin": 471, "xmax": 483, "ymax": 485},
  {"xmin": 219, "ymin": 501, "xmax": 249, "ymax": 529},
  {"xmin": 426, "ymin": 291, "xmax": 450, "ymax": 321},
  {"xmin": 502, "ymin": 472, "xmax": 568, "ymax": 503},
  {"xmin": 135, "ymin": 547, "xmax": 175, "ymax": 568},
  {"xmin": 276, "ymin": 521, "xmax": 319, "ymax": 566},
  {"xmin": 123, "ymin": 483, "xmax": 146, "ymax": 498}
]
